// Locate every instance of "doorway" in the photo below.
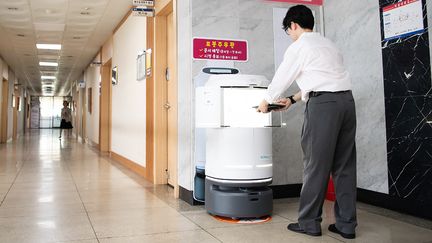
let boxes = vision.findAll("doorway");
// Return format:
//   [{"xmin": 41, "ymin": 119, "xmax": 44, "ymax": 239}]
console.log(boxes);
[
  {"xmin": 150, "ymin": 0, "xmax": 178, "ymax": 196},
  {"xmin": 99, "ymin": 59, "xmax": 112, "ymax": 152},
  {"xmin": 166, "ymin": 12, "xmax": 177, "ymax": 187},
  {"xmin": 1, "ymin": 78, "xmax": 8, "ymax": 143},
  {"xmin": 12, "ymin": 91, "xmax": 19, "ymax": 140},
  {"xmin": 39, "ymin": 96, "xmax": 65, "ymax": 128}
]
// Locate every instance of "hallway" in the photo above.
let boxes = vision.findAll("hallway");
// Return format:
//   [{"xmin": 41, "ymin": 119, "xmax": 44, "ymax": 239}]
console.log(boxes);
[{"xmin": 1, "ymin": 130, "xmax": 432, "ymax": 243}]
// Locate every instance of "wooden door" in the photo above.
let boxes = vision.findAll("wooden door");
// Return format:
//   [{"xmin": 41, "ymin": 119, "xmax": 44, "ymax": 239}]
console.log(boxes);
[
  {"xmin": 166, "ymin": 12, "xmax": 178, "ymax": 187},
  {"xmin": 1, "ymin": 79, "xmax": 8, "ymax": 143},
  {"xmin": 81, "ymin": 88, "xmax": 86, "ymax": 140},
  {"xmin": 12, "ymin": 93, "xmax": 18, "ymax": 140},
  {"xmin": 99, "ymin": 59, "xmax": 112, "ymax": 152}
]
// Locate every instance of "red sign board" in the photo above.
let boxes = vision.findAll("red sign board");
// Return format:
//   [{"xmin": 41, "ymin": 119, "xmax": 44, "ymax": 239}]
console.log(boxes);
[
  {"xmin": 383, "ymin": 0, "xmax": 417, "ymax": 11},
  {"xmin": 193, "ymin": 38, "xmax": 248, "ymax": 62},
  {"xmin": 266, "ymin": 0, "xmax": 323, "ymax": 6}
]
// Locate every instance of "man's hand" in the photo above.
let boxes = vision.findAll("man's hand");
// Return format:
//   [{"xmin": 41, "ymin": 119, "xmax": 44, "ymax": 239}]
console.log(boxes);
[
  {"xmin": 257, "ymin": 100, "xmax": 269, "ymax": 113},
  {"xmin": 274, "ymin": 98, "xmax": 292, "ymax": 111}
]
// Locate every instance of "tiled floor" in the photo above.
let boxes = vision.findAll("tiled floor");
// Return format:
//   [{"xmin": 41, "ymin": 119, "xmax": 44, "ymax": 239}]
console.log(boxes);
[{"xmin": 1, "ymin": 130, "xmax": 432, "ymax": 243}]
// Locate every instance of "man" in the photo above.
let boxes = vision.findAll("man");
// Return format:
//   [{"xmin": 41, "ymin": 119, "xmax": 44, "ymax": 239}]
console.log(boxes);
[{"xmin": 257, "ymin": 5, "xmax": 357, "ymax": 239}]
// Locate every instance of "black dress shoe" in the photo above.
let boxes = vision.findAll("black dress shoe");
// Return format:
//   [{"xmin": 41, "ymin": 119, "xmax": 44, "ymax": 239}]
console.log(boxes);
[
  {"xmin": 287, "ymin": 223, "xmax": 322, "ymax": 237},
  {"xmin": 328, "ymin": 224, "xmax": 356, "ymax": 239}
]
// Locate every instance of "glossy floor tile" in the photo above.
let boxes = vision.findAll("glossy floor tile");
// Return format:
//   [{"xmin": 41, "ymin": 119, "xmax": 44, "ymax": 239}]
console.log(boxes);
[
  {"xmin": 0, "ymin": 129, "xmax": 431, "ymax": 243},
  {"xmin": 99, "ymin": 230, "xmax": 220, "ymax": 243}
]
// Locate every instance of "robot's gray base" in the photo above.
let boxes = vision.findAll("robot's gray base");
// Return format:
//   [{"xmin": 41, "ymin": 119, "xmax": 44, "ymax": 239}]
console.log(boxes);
[{"xmin": 205, "ymin": 177, "xmax": 273, "ymax": 218}]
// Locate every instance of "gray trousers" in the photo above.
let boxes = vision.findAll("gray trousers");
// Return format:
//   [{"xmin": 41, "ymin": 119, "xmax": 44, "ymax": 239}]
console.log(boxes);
[{"xmin": 298, "ymin": 91, "xmax": 357, "ymax": 234}]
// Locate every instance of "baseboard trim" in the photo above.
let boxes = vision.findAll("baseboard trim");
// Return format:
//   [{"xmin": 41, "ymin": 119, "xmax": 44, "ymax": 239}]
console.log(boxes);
[
  {"xmin": 357, "ymin": 188, "xmax": 432, "ymax": 220},
  {"xmin": 110, "ymin": 151, "xmax": 147, "ymax": 179},
  {"xmin": 87, "ymin": 140, "xmax": 100, "ymax": 150},
  {"xmin": 179, "ymin": 186, "xmax": 204, "ymax": 206}
]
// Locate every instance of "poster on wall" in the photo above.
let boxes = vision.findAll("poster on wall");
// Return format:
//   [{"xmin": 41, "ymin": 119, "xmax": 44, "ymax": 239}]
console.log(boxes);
[
  {"xmin": 265, "ymin": 0, "xmax": 323, "ymax": 6},
  {"xmin": 193, "ymin": 38, "xmax": 248, "ymax": 62},
  {"xmin": 382, "ymin": 0, "xmax": 424, "ymax": 41},
  {"xmin": 136, "ymin": 50, "xmax": 146, "ymax": 81}
]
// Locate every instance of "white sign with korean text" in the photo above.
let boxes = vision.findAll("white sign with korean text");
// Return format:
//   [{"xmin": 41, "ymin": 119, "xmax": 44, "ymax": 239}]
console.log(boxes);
[
  {"xmin": 383, "ymin": 0, "xmax": 424, "ymax": 41},
  {"xmin": 132, "ymin": 7, "xmax": 154, "ymax": 17},
  {"xmin": 132, "ymin": 0, "xmax": 154, "ymax": 7}
]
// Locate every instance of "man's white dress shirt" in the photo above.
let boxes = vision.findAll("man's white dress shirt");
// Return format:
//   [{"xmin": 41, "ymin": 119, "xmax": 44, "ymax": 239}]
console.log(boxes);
[{"xmin": 264, "ymin": 32, "xmax": 352, "ymax": 102}]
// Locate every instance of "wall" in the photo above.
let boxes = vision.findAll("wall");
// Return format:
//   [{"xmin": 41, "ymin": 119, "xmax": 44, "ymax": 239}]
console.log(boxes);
[
  {"xmin": 0, "ymin": 62, "xmax": 26, "ymax": 141},
  {"xmin": 179, "ymin": 0, "xmax": 426, "ymax": 198},
  {"xmin": 324, "ymin": 0, "xmax": 388, "ymax": 193},
  {"xmin": 73, "ymin": 75, "xmax": 86, "ymax": 140},
  {"xmin": 379, "ymin": 0, "xmax": 431, "ymax": 207},
  {"xmin": 323, "ymin": 0, "xmax": 432, "ymax": 218},
  {"xmin": 177, "ymin": 0, "xmax": 194, "ymax": 192},
  {"xmin": 111, "ymin": 15, "xmax": 147, "ymax": 166},
  {"xmin": 0, "ymin": 58, "xmax": 3, "ymax": 127},
  {"xmin": 16, "ymin": 88, "xmax": 25, "ymax": 136},
  {"xmin": 1, "ymin": 58, "xmax": 7, "ymax": 80},
  {"xmin": 177, "ymin": 0, "xmax": 324, "ymax": 191},
  {"xmin": 84, "ymin": 55, "xmax": 101, "ymax": 146},
  {"xmin": 102, "ymin": 37, "xmax": 113, "ymax": 64},
  {"xmin": 7, "ymin": 69, "xmax": 14, "ymax": 140}
]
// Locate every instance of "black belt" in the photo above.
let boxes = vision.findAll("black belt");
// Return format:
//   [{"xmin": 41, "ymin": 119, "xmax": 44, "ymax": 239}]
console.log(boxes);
[{"xmin": 309, "ymin": 90, "xmax": 350, "ymax": 97}]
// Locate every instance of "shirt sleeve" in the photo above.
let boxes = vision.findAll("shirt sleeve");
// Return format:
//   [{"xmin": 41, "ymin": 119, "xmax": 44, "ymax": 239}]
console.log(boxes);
[{"xmin": 264, "ymin": 48, "xmax": 302, "ymax": 103}]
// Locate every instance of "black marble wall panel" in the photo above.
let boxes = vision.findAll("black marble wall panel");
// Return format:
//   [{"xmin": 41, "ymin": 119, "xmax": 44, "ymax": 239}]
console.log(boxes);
[
  {"xmin": 385, "ymin": 97, "xmax": 432, "ymax": 202},
  {"xmin": 379, "ymin": 0, "xmax": 432, "ymax": 206}
]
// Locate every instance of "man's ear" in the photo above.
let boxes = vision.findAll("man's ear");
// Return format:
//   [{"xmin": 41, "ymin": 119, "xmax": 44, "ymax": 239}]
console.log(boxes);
[{"xmin": 291, "ymin": 22, "xmax": 299, "ymax": 31}]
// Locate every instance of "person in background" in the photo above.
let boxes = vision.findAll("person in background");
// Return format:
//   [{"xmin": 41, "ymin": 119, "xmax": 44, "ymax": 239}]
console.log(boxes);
[
  {"xmin": 59, "ymin": 100, "xmax": 73, "ymax": 139},
  {"xmin": 257, "ymin": 5, "xmax": 357, "ymax": 239}
]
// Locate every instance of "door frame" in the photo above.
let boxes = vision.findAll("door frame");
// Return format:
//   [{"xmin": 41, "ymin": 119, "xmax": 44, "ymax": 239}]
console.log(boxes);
[
  {"xmin": 147, "ymin": 0, "xmax": 179, "ymax": 197},
  {"xmin": 79, "ymin": 87, "xmax": 86, "ymax": 142},
  {"xmin": 1, "ymin": 78, "xmax": 9, "ymax": 143},
  {"xmin": 99, "ymin": 59, "xmax": 112, "ymax": 152},
  {"xmin": 12, "ymin": 89, "xmax": 19, "ymax": 140}
]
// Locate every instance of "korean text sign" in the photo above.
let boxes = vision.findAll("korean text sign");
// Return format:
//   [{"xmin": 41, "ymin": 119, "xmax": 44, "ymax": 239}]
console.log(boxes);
[
  {"xmin": 265, "ymin": 0, "xmax": 323, "ymax": 6},
  {"xmin": 193, "ymin": 38, "xmax": 248, "ymax": 62},
  {"xmin": 382, "ymin": 0, "xmax": 424, "ymax": 41}
]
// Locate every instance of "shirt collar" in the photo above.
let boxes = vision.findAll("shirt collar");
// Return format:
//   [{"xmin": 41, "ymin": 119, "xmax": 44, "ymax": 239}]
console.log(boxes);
[{"xmin": 298, "ymin": 32, "xmax": 319, "ymax": 41}]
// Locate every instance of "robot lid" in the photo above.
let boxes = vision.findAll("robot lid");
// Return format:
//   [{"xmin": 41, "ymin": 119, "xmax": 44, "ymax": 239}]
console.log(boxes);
[{"xmin": 205, "ymin": 74, "xmax": 269, "ymax": 87}]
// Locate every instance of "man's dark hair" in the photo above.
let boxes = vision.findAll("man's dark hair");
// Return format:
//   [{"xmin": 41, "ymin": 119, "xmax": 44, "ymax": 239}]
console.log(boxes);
[{"xmin": 282, "ymin": 5, "xmax": 314, "ymax": 31}]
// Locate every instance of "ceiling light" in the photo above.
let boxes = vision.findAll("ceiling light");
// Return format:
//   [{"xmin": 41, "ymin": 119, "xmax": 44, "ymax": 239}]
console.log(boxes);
[
  {"xmin": 42, "ymin": 80, "xmax": 54, "ymax": 84},
  {"xmin": 84, "ymin": 7, "xmax": 90, "ymax": 10},
  {"xmin": 39, "ymin": 62, "xmax": 58, "ymax": 67},
  {"xmin": 41, "ymin": 76, "xmax": 56, "ymax": 80},
  {"xmin": 36, "ymin": 44, "xmax": 61, "ymax": 50}
]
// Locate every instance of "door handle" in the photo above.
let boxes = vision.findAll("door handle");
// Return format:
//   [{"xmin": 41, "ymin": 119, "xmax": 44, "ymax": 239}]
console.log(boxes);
[
  {"xmin": 164, "ymin": 103, "xmax": 171, "ymax": 109},
  {"xmin": 165, "ymin": 68, "xmax": 170, "ymax": 81}
]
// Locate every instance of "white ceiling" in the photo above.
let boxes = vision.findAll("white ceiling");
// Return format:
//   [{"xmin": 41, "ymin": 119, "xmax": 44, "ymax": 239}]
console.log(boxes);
[{"xmin": 0, "ymin": 0, "xmax": 132, "ymax": 96}]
